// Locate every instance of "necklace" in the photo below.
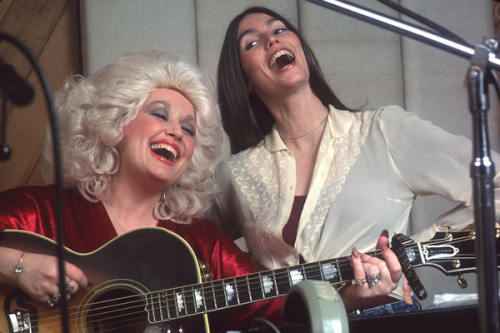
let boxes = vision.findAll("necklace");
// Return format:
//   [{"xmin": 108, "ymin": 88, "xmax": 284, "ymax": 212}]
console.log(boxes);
[
  {"xmin": 103, "ymin": 201, "xmax": 157, "ymax": 234},
  {"xmin": 279, "ymin": 113, "xmax": 328, "ymax": 140}
]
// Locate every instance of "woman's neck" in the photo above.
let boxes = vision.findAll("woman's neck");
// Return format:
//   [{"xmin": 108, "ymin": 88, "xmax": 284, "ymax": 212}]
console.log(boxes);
[
  {"xmin": 264, "ymin": 87, "xmax": 327, "ymax": 141},
  {"xmin": 275, "ymin": 103, "xmax": 328, "ymax": 144},
  {"xmin": 102, "ymin": 178, "xmax": 162, "ymax": 234}
]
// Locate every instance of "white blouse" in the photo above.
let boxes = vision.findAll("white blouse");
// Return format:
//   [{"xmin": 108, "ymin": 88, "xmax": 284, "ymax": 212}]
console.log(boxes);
[{"xmin": 212, "ymin": 105, "xmax": 500, "ymax": 294}]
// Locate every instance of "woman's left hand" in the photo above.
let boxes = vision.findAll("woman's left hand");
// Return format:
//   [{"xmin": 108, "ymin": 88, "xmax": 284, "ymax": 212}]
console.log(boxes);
[{"xmin": 340, "ymin": 230, "xmax": 411, "ymax": 311}]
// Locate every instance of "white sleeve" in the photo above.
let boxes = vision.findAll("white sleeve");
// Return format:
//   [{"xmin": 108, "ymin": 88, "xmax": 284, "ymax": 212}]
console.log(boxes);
[{"xmin": 379, "ymin": 105, "xmax": 500, "ymax": 240}]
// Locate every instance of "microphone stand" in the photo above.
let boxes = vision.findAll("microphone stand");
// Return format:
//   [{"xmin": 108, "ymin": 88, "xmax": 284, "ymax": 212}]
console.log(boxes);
[
  {"xmin": 305, "ymin": 0, "xmax": 500, "ymax": 332},
  {"xmin": 0, "ymin": 32, "xmax": 70, "ymax": 333}
]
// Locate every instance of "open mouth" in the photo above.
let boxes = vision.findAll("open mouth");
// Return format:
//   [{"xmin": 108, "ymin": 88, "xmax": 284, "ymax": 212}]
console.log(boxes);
[
  {"xmin": 268, "ymin": 49, "xmax": 295, "ymax": 70},
  {"xmin": 150, "ymin": 143, "xmax": 178, "ymax": 162}
]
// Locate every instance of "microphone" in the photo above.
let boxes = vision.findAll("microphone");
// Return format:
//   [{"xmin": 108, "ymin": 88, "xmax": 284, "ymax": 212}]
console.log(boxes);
[
  {"xmin": 0, "ymin": 56, "xmax": 34, "ymax": 106},
  {"xmin": 0, "ymin": 144, "xmax": 10, "ymax": 161},
  {"xmin": 1, "ymin": 97, "xmax": 11, "ymax": 160},
  {"xmin": 0, "ymin": 57, "xmax": 34, "ymax": 161}
]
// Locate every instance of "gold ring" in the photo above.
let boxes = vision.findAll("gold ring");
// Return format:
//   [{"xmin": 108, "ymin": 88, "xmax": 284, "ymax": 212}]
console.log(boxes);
[{"xmin": 352, "ymin": 278, "xmax": 367, "ymax": 287}]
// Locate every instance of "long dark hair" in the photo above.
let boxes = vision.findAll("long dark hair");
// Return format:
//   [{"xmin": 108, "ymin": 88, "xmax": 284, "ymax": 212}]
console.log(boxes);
[{"xmin": 217, "ymin": 6, "xmax": 351, "ymax": 154}]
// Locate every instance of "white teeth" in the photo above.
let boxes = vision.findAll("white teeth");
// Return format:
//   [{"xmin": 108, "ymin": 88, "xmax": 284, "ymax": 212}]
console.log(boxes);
[
  {"xmin": 150, "ymin": 143, "xmax": 177, "ymax": 161},
  {"xmin": 268, "ymin": 50, "xmax": 294, "ymax": 70}
]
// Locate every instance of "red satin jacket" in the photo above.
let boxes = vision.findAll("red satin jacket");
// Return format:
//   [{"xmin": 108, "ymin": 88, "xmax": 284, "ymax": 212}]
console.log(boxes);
[{"xmin": 0, "ymin": 184, "xmax": 284, "ymax": 331}]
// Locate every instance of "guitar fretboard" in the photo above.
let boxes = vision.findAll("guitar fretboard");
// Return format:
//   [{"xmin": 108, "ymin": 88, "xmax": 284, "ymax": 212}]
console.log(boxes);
[
  {"xmin": 145, "ymin": 257, "xmax": 357, "ymax": 323},
  {"xmin": 144, "ymin": 231, "xmax": 482, "ymax": 324}
]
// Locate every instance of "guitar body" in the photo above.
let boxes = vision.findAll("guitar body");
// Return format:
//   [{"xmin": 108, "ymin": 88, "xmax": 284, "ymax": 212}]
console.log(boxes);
[{"xmin": 0, "ymin": 228, "xmax": 209, "ymax": 333}]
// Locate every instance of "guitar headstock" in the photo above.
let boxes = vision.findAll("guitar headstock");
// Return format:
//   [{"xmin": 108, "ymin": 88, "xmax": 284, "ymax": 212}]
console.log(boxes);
[{"xmin": 405, "ymin": 229, "xmax": 499, "ymax": 274}]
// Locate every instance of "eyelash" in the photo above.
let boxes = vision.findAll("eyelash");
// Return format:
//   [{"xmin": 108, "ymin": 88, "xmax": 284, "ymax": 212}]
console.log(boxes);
[
  {"xmin": 275, "ymin": 28, "xmax": 286, "ymax": 35},
  {"xmin": 152, "ymin": 111, "xmax": 167, "ymax": 120},
  {"xmin": 182, "ymin": 126, "xmax": 196, "ymax": 137},
  {"xmin": 244, "ymin": 27, "xmax": 287, "ymax": 51},
  {"xmin": 151, "ymin": 111, "xmax": 196, "ymax": 137},
  {"xmin": 245, "ymin": 41, "xmax": 257, "ymax": 51}
]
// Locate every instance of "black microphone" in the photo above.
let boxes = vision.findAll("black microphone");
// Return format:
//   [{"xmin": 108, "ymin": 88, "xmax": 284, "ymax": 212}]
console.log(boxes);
[
  {"xmin": 0, "ymin": 97, "xmax": 11, "ymax": 161},
  {"xmin": 0, "ymin": 144, "xmax": 10, "ymax": 161},
  {"xmin": 0, "ymin": 57, "xmax": 34, "ymax": 161},
  {"xmin": 0, "ymin": 56, "xmax": 34, "ymax": 106}
]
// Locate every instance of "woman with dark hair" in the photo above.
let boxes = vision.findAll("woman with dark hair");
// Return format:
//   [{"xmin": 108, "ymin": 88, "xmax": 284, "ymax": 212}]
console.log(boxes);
[
  {"xmin": 218, "ymin": 6, "xmax": 350, "ymax": 155},
  {"xmin": 212, "ymin": 6, "xmax": 500, "ymax": 316}
]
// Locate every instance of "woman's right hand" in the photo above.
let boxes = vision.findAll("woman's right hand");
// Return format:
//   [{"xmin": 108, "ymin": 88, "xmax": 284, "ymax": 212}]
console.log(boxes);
[{"xmin": 0, "ymin": 247, "xmax": 88, "ymax": 306}]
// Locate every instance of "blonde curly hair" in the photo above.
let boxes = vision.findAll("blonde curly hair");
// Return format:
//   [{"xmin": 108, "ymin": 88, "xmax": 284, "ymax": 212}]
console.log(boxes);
[{"xmin": 43, "ymin": 51, "xmax": 222, "ymax": 223}]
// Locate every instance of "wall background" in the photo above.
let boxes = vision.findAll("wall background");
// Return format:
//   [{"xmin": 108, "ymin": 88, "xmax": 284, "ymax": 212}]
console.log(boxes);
[
  {"xmin": 1, "ymin": 0, "xmax": 500, "ymax": 311},
  {"xmin": 79, "ymin": 0, "xmax": 500, "ymax": 309}
]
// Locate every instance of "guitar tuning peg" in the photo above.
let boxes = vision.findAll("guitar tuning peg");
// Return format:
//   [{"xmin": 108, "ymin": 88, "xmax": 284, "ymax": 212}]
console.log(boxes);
[
  {"xmin": 457, "ymin": 272, "xmax": 467, "ymax": 289},
  {"xmin": 445, "ymin": 227, "xmax": 452, "ymax": 240}
]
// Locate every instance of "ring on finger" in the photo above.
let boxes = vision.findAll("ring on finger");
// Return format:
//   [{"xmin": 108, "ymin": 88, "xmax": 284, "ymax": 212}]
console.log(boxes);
[
  {"xmin": 367, "ymin": 274, "xmax": 381, "ymax": 286},
  {"xmin": 51, "ymin": 294, "xmax": 61, "ymax": 303},
  {"xmin": 65, "ymin": 281, "xmax": 74, "ymax": 293},
  {"xmin": 46, "ymin": 296, "xmax": 58, "ymax": 307},
  {"xmin": 352, "ymin": 278, "xmax": 367, "ymax": 287}
]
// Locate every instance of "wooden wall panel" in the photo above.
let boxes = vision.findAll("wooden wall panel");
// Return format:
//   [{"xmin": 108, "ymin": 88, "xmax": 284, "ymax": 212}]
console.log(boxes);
[{"xmin": 0, "ymin": 0, "xmax": 81, "ymax": 192}]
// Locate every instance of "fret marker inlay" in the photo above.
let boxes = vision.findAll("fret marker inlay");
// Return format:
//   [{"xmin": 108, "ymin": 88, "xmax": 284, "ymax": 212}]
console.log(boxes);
[
  {"xmin": 195, "ymin": 289, "xmax": 203, "ymax": 309},
  {"xmin": 321, "ymin": 263, "xmax": 338, "ymax": 280},
  {"xmin": 262, "ymin": 275, "xmax": 274, "ymax": 294},
  {"xmin": 289, "ymin": 269, "xmax": 304, "ymax": 285},
  {"xmin": 176, "ymin": 293, "xmax": 184, "ymax": 312},
  {"xmin": 225, "ymin": 283, "xmax": 235, "ymax": 302}
]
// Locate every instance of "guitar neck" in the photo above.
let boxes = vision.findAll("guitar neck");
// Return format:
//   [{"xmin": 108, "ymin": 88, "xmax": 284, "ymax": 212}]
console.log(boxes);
[
  {"xmin": 145, "ymin": 255, "xmax": 358, "ymax": 322},
  {"xmin": 146, "ymin": 230, "xmax": 484, "ymax": 323}
]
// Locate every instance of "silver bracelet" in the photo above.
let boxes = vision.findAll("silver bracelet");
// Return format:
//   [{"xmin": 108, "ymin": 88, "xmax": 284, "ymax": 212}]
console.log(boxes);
[{"xmin": 14, "ymin": 252, "xmax": 24, "ymax": 274}]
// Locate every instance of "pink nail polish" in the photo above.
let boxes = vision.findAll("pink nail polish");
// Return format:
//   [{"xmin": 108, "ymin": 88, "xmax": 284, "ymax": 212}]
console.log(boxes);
[{"xmin": 352, "ymin": 247, "xmax": 359, "ymax": 259}]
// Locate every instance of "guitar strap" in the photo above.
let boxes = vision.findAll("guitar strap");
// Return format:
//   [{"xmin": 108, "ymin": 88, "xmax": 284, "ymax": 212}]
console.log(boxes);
[{"xmin": 392, "ymin": 233, "xmax": 428, "ymax": 300}]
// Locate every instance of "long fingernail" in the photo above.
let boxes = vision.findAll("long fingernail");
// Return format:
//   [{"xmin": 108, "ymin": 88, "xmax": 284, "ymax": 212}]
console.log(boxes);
[
  {"xmin": 352, "ymin": 247, "xmax": 359, "ymax": 259},
  {"xmin": 380, "ymin": 229, "xmax": 389, "ymax": 238}
]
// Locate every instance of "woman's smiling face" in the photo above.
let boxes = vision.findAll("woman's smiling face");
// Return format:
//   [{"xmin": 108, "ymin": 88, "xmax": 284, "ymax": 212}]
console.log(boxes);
[
  {"xmin": 117, "ymin": 88, "xmax": 196, "ymax": 188},
  {"xmin": 237, "ymin": 12, "xmax": 309, "ymax": 97}
]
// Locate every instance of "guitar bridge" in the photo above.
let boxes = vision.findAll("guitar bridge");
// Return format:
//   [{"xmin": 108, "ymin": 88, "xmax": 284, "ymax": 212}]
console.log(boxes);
[
  {"xmin": 8, "ymin": 310, "xmax": 32, "ymax": 333},
  {"xmin": 3, "ymin": 289, "xmax": 36, "ymax": 333}
]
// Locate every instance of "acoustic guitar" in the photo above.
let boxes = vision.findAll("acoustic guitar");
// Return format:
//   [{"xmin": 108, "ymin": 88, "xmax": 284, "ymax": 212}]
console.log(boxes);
[{"xmin": 0, "ymin": 227, "xmax": 494, "ymax": 332}]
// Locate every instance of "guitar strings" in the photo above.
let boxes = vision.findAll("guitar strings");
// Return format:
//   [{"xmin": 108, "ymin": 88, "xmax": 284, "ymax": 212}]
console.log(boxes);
[
  {"xmin": 34, "ymin": 234, "xmax": 479, "ymax": 330},
  {"xmin": 26, "ymin": 234, "xmax": 479, "ymax": 330},
  {"xmin": 32, "ymin": 235, "xmax": 479, "ymax": 329}
]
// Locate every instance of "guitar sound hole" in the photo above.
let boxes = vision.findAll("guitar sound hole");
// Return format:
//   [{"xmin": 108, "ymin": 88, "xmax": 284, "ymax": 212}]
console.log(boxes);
[{"xmin": 86, "ymin": 288, "xmax": 146, "ymax": 333}]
